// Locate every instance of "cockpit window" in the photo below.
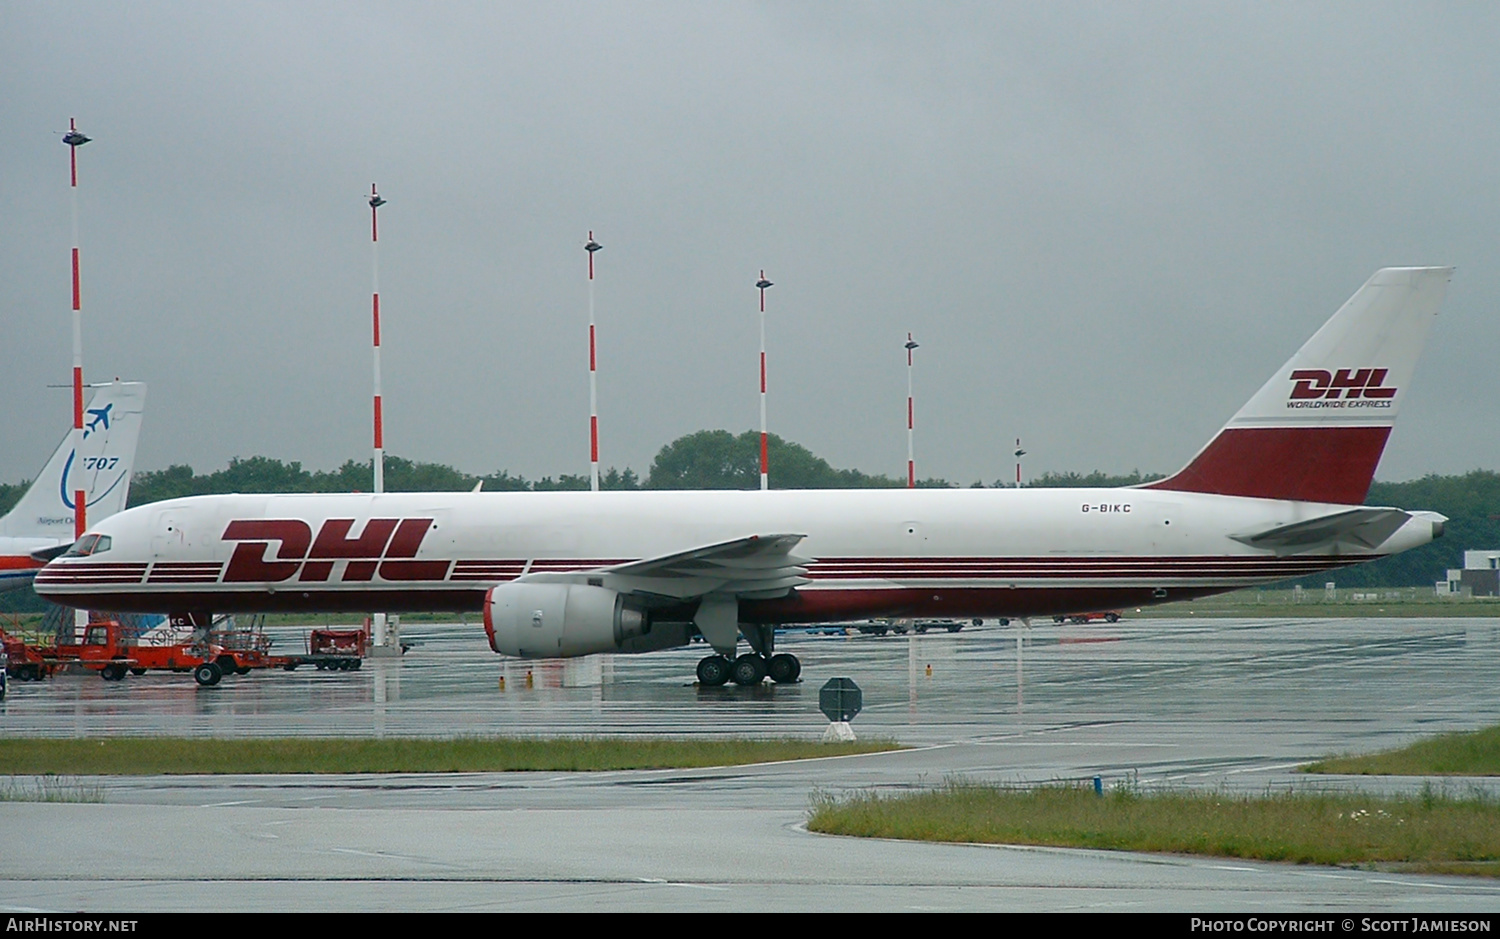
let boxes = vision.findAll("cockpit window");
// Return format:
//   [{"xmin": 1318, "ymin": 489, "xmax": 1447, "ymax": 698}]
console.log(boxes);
[{"xmin": 62, "ymin": 534, "xmax": 110, "ymax": 558}]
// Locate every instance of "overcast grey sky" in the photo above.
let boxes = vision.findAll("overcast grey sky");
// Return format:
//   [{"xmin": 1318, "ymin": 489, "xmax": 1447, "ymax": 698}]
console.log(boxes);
[{"xmin": 2, "ymin": 2, "xmax": 1496, "ymax": 487}]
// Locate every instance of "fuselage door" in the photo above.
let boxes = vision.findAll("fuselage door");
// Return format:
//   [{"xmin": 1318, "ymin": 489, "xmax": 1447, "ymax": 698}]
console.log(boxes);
[{"xmin": 150, "ymin": 509, "xmax": 189, "ymax": 559}]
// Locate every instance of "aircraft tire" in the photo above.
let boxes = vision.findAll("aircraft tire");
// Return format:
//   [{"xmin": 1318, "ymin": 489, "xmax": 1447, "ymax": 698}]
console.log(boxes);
[
  {"xmin": 194, "ymin": 662, "xmax": 222, "ymax": 687},
  {"xmin": 696, "ymin": 655, "xmax": 731, "ymax": 687},
  {"xmin": 731, "ymin": 653, "xmax": 767, "ymax": 686},
  {"xmin": 767, "ymin": 653, "xmax": 801, "ymax": 684}
]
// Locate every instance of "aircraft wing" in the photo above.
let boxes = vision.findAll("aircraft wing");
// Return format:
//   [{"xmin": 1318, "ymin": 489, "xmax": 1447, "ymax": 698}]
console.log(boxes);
[
  {"xmin": 519, "ymin": 533, "xmax": 811, "ymax": 600},
  {"xmin": 1231, "ymin": 507, "xmax": 1412, "ymax": 552}
]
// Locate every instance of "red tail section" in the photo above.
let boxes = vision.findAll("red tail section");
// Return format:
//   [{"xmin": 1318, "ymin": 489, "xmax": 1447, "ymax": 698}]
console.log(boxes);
[{"xmin": 1145, "ymin": 426, "xmax": 1391, "ymax": 504}]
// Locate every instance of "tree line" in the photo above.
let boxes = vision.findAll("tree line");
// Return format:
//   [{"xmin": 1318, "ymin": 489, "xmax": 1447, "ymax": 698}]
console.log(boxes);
[{"xmin": 2, "ymin": 428, "xmax": 1494, "ymax": 589}]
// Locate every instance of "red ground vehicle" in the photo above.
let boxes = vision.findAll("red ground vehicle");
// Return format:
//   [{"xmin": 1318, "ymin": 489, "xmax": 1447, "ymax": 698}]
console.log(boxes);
[
  {"xmin": 1053, "ymin": 611, "xmax": 1122, "ymax": 624},
  {"xmin": 307, "ymin": 628, "xmax": 366, "ymax": 670},
  {"xmin": 2, "ymin": 616, "xmax": 367, "ymax": 686}
]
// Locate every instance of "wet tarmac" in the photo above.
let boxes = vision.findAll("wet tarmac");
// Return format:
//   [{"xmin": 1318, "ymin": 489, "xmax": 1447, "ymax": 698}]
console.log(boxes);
[{"xmin": 4, "ymin": 616, "xmax": 1500, "ymax": 911}]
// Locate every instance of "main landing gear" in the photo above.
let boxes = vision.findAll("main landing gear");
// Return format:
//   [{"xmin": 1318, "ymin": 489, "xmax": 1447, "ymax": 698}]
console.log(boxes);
[
  {"xmin": 692, "ymin": 599, "xmax": 801, "ymax": 687},
  {"xmin": 696, "ymin": 651, "xmax": 801, "ymax": 688}
]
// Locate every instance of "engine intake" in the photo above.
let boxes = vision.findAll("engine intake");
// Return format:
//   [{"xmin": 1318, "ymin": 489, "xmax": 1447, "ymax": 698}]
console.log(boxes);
[{"xmin": 484, "ymin": 582, "xmax": 652, "ymax": 658}]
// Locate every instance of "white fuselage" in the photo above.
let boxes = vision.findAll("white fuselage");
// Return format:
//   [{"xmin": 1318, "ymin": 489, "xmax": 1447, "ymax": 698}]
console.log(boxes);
[{"xmin": 32, "ymin": 486, "xmax": 1437, "ymax": 620}]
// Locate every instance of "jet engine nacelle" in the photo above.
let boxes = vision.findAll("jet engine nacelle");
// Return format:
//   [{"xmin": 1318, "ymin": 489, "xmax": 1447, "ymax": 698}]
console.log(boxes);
[
  {"xmin": 484, "ymin": 582, "xmax": 652, "ymax": 658},
  {"xmin": 1378, "ymin": 510, "xmax": 1447, "ymax": 556}
]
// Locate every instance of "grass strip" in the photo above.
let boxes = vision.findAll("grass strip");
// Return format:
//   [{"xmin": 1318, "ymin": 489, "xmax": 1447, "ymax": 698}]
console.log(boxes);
[
  {"xmin": 0, "ymin": 736, "xmax": 897, "ymax": 775},
  {"xmin": 1306, "ymin": 725, "xmax": 1500, "ymax": 776},
  {"xmin": 807, "ymin": 781, "xmax": 1500, "ymax": 876}
]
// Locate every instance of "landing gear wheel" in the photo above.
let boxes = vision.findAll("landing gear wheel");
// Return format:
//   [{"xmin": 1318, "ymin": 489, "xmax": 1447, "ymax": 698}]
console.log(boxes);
[
  {"xmin": 193, "ymin": 662, "xmax": 223, "ymax": 687},
  {"xmin": 696, "ymin": 654, "xmax": 731, "ymax": 687},
  {"xmin": 99, "ymin": 663, "xmax": 126, "ymax": 682},
  {"xmin": 731, "ymin": 653, "xmax": 767, "ymax": 686},
  {"xmin": 767, "ymin": 653, "xmax": 801, "ymax": 684}
]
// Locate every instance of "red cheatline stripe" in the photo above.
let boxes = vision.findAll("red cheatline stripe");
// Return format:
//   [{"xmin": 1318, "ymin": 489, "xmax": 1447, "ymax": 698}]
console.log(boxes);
[
  {"xmin": 0, "ymin": 557, "xmax": 44, "ymax": 571},
  {"xmin": 812, "ymin": 555, "xmax": 1344, "ymax": 565}
]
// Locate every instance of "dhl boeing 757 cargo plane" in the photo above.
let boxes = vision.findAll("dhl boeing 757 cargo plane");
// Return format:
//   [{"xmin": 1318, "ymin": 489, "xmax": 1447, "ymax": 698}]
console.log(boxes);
[{"xmin": 36, "ymin": 270, "xmax": 1450, "ymax": 686}]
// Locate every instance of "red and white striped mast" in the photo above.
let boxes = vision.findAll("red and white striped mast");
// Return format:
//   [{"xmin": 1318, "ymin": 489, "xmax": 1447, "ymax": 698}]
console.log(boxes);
[
  {"xmin": 1014, "ymin": 438, "xmax": 1027, "ymax": 488},
  {"xmin": 585, "ymin": 233, "xmax": 602, "ymax": 492},
  {"xmin": 756, "ymin": 271, "xmax": 773, "ymax": 491},
  {"xmin": 369, "ymin": 185, "xmax": 386, "ymax": 494},
  {"xmin": 63, "ymin": 119, "xmax": 91, "ymax": 539},
  {"xmin": 905, "ymin": 334, "xmax": 918, "ymax": 489}
]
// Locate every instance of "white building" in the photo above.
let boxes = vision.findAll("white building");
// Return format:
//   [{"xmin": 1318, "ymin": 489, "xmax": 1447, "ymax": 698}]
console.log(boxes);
[{"xmin": 1437, "ymin": 550, "xmax": 1500, "ymax": 597}]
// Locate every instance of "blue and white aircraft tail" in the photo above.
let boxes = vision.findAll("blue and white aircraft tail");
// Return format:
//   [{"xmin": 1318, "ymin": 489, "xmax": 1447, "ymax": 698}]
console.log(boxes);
[{"xmin": 0, "ymin": 381, "xmax": 147, "ymax": 592}]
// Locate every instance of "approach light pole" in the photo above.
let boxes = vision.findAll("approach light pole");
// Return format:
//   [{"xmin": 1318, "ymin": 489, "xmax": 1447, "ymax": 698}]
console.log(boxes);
[
  {"xmin": 586, "ymin": 233, "xmax": 602, "ymax": 492},
  {"xmin": 368, "ymin": 184, "xmax": 392, "ymax": 655},
  {"xmin": 905, "ymin": 334, "xmax": 918, "ymax": 489},
  {"xmin": 369, "ymin": 185, "xmax": 386, "ymax": 495},
  {"xmin": 64, "ymin": 120, "xmax": 91, "ymax": 541},
  {"xmin": 1014, "ymin": 438, "xmax": 1027, "ymax": 488},
  {"xmin": 757, "ymin": 271, "xmax": 773, "ymax": 491}
]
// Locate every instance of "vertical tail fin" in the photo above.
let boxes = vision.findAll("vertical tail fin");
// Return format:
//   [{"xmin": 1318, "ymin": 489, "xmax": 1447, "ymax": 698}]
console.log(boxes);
[
  {"xmin": 1144, "ymin": 267, "xmax": 1451, "ymax": 505},
  {"xmin": 0, "ymin": 381, "xmax": 147, "ymax": 538}
]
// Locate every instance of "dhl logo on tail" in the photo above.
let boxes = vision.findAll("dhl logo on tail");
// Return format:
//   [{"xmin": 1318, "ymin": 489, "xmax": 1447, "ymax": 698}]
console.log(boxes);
[{"xmin": 1288, "ymin": 368, "xmax": 1396, "ymax": 404}]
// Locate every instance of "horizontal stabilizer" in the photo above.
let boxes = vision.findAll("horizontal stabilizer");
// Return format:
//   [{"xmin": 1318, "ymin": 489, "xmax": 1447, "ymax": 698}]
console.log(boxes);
[
  {"xmin": 1231, "ymin": 507, "xmax": 1412, "ymax": 552},
  {"xmin": 521, "ymin": 533, "xmax": 812, "ymax": 600},
  {"xmin": 29, "ymin": 543, "xmax": 73, "ymax": 563}
]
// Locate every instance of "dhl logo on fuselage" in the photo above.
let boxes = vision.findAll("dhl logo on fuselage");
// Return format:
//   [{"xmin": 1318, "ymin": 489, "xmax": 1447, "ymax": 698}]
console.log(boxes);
[{"xmin": 222, "ymin": 518, "xmax": 448, "ymax": 583}]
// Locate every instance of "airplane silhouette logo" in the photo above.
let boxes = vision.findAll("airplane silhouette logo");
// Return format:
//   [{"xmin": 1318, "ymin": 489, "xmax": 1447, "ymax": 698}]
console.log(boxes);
[{"xmin": 83, "ymin": 403, "xmax": 112, "ymax": 438}]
